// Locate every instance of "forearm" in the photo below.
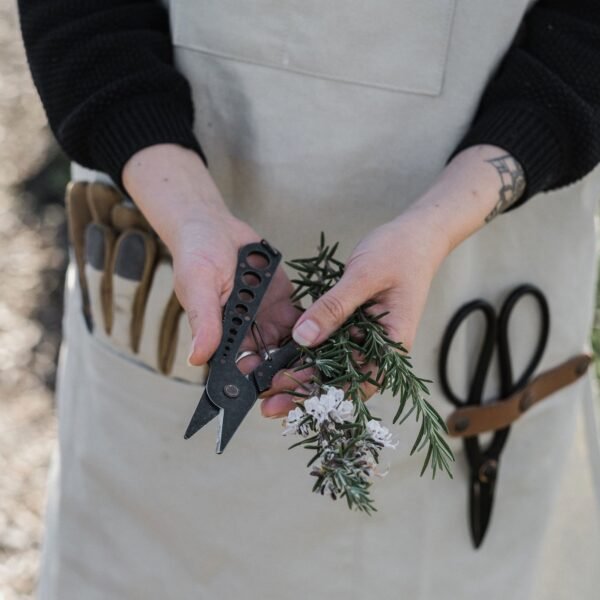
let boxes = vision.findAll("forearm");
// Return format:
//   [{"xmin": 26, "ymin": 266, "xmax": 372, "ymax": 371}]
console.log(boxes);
[
  {"xmin": 401, "ymin": 145, "xmax": 525, "ymax": 259},
  {"xmin": 450, "ymin": 0, "xmax": 600, "ymax": 204},
  {"xmin": 122, "ymin": 144, "xmax": 230, "ymax": 250}
]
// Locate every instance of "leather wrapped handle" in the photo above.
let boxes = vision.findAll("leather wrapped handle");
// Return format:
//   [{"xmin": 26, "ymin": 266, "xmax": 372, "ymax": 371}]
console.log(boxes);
[{"xmin": 446, "ymin": 353, "xmax": 593, "ymax": 437}]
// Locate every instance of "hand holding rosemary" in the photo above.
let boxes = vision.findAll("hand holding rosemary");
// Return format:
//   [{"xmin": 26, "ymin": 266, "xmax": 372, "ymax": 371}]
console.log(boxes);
[{"xmin": 276, "ymin": 235, "xmax": 454, "ymax": 514}]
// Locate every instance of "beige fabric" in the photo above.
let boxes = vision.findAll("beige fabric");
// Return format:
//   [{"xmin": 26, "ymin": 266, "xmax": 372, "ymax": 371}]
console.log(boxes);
[
  {"xmin": 137, "ymin": 261, "xmax": 174, "ymax": 371},
  {"xmin": 49, "ymin": 1, "xmax": 600, "ymax": 598}
]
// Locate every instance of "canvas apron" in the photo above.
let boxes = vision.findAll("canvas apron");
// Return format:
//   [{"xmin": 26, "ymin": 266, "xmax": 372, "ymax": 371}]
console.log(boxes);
[{"xmin": 39, "ymin": 0, "xmax": 600, "ymax": 598}]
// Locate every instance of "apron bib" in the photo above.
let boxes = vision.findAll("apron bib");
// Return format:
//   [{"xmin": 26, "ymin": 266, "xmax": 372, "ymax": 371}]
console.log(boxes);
[{"xmin": 45, "ymin": 1, "xmax": 600, "ymax": 598}]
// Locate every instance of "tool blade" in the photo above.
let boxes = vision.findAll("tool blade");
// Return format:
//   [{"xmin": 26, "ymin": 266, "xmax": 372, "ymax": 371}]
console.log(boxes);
[
  {"xmin": 215, "ymin": 396, "xmax": 257, "ymax": 454},
  {"xmin": 469, "ymin": 478, "xmax": 495, "ymax": 548},
  {"xmin": 184, "ymin": 390, "xmax": 220, "ymax": 440}
]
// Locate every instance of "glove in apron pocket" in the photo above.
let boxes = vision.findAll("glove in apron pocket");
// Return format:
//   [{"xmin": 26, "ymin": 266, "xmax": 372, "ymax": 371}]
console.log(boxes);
[{"xmin": 171, "ymin": 0, "xmax": 456, "ymax": 96}]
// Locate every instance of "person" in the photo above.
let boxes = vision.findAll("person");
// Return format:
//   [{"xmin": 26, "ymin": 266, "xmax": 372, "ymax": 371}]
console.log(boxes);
[{"xmin": 17, "ymin": 0, "xmax": 600, "ymax": 598}]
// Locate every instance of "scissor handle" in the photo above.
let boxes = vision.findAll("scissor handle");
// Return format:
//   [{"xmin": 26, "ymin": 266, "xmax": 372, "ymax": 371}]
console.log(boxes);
[
  {"xmin": 251, "ymin": 339, "xmax": 302, "ymax": 393},
  {"xmin": 496, "ymin": 284, "xmax": 550, "ymax": 397},
  {"xmin": 438, "ymin": 299, "xmax": 497, "ymax": 408}
]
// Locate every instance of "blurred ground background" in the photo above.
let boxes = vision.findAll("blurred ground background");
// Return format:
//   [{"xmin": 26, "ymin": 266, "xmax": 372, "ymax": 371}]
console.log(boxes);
[
  {"xmin": 0, "ymin": 1, "xmax": 599, "ymax": 599},
  {"xmin": 0, "ymin": 3, "xmax": 69, "ymax": 598}
]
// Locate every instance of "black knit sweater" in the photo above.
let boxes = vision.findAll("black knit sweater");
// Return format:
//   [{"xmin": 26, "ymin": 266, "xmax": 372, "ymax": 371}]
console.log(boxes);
[{"xmin": 17, "ymin": 0, "xmax": 600, "ymax": 205}]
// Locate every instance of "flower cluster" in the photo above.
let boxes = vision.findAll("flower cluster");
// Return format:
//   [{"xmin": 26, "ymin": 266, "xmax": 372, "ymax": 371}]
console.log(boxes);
[
  {"xmin": 283, "ymin": 386, "xmax": 354, "ymax": 437},
  {"xmin": 366, "ymin": 420, "xmax": 398, "ymax": 450},
  {"xmin": 282, "ymin": 386, "xmax": 398, "ymax": 513}
]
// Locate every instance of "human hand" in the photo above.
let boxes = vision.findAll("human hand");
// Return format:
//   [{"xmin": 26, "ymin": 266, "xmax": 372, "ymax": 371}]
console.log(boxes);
[
  {"xmin": 122, "ymin": 144, "xmax": 302, "ymax": 369},
  {"xmin": 261, "ymin": 144, "xmax": 526, "ymax": 416}
]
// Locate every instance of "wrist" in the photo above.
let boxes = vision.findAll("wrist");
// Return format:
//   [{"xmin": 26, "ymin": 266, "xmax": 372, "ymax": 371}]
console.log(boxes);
[
  {"xmin": 122, "ymin": 143, "xmax": 233, "ymax": 247},
  {"xmin": 405, "ymin": 144, "xmax": 525, "ymax": 253}
]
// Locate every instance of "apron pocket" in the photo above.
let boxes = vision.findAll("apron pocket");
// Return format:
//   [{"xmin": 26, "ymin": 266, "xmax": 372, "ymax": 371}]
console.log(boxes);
[
  {"xmin": 171, "ymin": 0, "xmax": 456, "ymax": 96},
  {"xmin": 60, "ymin": 281, "xmax": 359, "ymax": 598}
]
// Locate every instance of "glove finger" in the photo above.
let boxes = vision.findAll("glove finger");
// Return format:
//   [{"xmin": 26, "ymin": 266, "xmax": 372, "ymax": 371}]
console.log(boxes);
[
  {"xmin": 158, "ymin": 292, "xmax": 182, "ymax": 374},
  {"xmin": 170, "ymin": 311, "xmax": 209, "ymax": 384},
  {"xmin": 66, "ymin": 181, "xmax": 93, "ymax": 328},
  {"xmin": 84, "ymin": 222, "xmax": 115, "ymax": 339},
  {"xmin": 110, "ymin": 202, "xmax": 153, "ymax": 234},
  {"xmin": 110, "ymin": 230, "xmax": 157, "ymax": 353},
  {"xmin": 137, "ymin": 260, "xmax": 175, "ymax": 371},
  {"xmin": 86, "ymin": 181, "xmax": 121, "ymax": 225}
]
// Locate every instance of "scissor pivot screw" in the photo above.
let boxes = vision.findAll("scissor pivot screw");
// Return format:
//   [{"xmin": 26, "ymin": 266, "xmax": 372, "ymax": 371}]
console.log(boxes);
[
  {"xmin": 454, "ymin": 417, "xmax": 470, "ymax": 433},
  {"xmin": 479, "ymin": 459, "xmax": 498, "ymax": 484},
  {"xmin": 575, "ymin": 361, "xmax": 589, "ymax": 376},
  {"xmin": 224, "ymin": 384, "xmax": 240, "ymax": 398},
  {"xmin": 519, "ymin": 391, "xmax": 534, "ymax": 412}
]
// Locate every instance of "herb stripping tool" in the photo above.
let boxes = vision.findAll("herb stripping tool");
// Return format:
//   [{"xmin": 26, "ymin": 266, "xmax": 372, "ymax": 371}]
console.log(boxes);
[{"xmin": 184, "ymin": 240, "xmax": 300, "ymax": 453}]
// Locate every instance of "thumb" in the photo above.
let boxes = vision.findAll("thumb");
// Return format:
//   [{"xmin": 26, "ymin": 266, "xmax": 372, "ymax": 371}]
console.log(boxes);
[
  {"xmin": 292, "ymin": 271, "xmax": 372, "ymax": 348},
  {"xmin": 176, "ymin": 266, "xmax": 224, "ymax": 366}
]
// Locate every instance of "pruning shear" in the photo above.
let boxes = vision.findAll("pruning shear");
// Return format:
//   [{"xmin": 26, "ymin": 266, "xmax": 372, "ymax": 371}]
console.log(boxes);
[
  {"xmin": 184, "ymin": 240, "xmax": 301, "ymax": 453},
  {"xmin": 438, "ymin": 284, "xmax": 550, "ymax": 548}
]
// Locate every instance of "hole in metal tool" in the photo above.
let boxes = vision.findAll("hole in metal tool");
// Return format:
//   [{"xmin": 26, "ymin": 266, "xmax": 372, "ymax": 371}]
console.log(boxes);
[
  {"xmin": 246, "ymin": 251, "xmax": 270, "ymax": 269},
  {"xmin": 238, "ymin": 289, "xmax": 255, "ymax": 302},
  {"xmin": 242, "ymin": 272, "xmax": 261, "ymax": 287},
  {"xmin": 235, "ymin": 304, "xmax": 248, "ymax": 315}
]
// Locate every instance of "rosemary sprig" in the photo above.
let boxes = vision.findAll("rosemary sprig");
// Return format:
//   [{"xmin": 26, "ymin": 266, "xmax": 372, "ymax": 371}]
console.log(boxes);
[{"xmin": 284, "ymin": 235, "xmax": 454, "ymax": 512}]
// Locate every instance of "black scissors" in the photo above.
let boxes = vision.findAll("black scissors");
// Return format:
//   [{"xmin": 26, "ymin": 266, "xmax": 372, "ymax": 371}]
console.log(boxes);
[
  {"xmin": 438, "ymin": 284, "xmax": 550, "ymax": 548},
  {"xmin": 184, "ymin": 240, "xmax": 301, "ymax": 453}
]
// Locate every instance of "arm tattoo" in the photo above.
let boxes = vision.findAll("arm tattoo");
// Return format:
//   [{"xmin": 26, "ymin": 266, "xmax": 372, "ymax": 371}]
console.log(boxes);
[{"xmin": 484, "ymin": 154, "xmax": 526, "ymax": 223}]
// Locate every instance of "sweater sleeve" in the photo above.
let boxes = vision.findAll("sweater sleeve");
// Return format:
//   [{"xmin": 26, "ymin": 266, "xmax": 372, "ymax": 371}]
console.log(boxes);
[
  {"xmin": 17, "ymin": 0, "xmax": 207, "ymax": 190},
  {"xmin": 451, "ymin": 0, "xmax": 600, "ymax": 208}
]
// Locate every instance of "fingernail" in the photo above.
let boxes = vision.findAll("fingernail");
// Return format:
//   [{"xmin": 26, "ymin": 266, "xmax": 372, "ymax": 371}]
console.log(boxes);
[
  {"xmin": 261, "ymin": 398, "xmax": 280, "ymax": 419},
  {"xmin": 292, "ymin": 319, "xmax": 320, "ymax": 347},
  {"xmin": 187, "ymin": 335, "xmax": 197, "ymax": 366}
]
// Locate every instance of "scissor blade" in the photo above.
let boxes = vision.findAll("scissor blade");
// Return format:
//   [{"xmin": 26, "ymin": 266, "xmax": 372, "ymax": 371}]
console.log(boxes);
[
  {"xmin": 216, "ymin": 395, "xmax": 258, "ymax": 454},
  {"xmin": 184, "ymin": 389, "xmax": 220, "ymax": 440},
  {"xmin": 469, "ymin": 477, "xmax": 496, "ymax": 548}
]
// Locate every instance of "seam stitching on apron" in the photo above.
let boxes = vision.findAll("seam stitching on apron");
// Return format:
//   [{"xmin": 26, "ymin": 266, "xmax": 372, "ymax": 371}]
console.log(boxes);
[
  {"xmin": 436, "ymin": 0, "xmax": 458, "ymax": 95},
  {"xmin": 171, "ymin": 44, "xmax": 445, "ymax": 97}
]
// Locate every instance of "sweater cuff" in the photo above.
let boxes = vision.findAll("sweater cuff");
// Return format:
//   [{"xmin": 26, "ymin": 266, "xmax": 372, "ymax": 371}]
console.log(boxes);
[
  {"xmin": 450, "ymin": 103, "xmax": 566, "ymax": 210},
  {"xmin": 88, "ymin": 99, "xmax": 208, "ymax": 192}
]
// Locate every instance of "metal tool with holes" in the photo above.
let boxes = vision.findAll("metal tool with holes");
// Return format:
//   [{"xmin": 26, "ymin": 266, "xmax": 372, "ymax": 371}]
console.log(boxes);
[{"xmin": 184, "ymin": 240, "xmax": 301, "ymax": 453}]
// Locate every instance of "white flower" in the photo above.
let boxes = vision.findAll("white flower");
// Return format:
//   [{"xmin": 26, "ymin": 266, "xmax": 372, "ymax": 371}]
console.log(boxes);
[
  {"xmin": 335, "ymin": 400, "xmax": 354, "ymax": 423},
  {"xmin": 282, "ymin": 386, "xmax": 354, "ymax": 438},
  {"xmin": 287, "ymin": 406, "xmax": 304, "ymax": 425},
  {"xmin": 304, "ymin": 395, "xmax": 328, "ymax": 424},
  {"xmin": 366, "ymin": 420, "xmax": 398, "ymax": 449},
  {"xmin": 323, "ymin": 385, "xmax": 345, "ymax": 405},
  {"xmin": 282, "ymin": 406, "xmax": 309, "ymax": 436},
  {"xmin": 303, "ymin": 387, "xmax": 354, "ymax": 425}
]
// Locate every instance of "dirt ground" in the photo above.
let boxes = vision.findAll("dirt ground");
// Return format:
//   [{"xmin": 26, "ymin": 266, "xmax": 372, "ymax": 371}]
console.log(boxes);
[{"xmin": 0, "ymin": 3, "xmax": 69, "ymax": 598}]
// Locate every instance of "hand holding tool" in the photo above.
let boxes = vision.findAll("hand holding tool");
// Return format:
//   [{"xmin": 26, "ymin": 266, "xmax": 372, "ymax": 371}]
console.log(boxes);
[{"xmin": 184, "ymin": 241, "xmax": 301, "ymax": 453}]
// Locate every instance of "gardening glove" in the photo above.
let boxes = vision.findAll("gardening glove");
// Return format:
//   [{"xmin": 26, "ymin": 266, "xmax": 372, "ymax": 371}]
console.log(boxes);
[{"xmin": 66, "ymin": 181, "xmax": 207, "ymax": 384}]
